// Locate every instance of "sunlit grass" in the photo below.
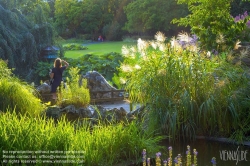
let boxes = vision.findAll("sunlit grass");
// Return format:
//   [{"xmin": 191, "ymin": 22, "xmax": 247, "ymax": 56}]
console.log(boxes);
[{"xmin": 0, "ymin": 111, "xmax": 164, "ymax": 165}]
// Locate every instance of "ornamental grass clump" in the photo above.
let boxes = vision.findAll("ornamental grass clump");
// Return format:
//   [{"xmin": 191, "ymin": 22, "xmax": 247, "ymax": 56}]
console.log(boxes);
[
  {"xmin": 57, "ymin": 67, "xmax": 90, "ymax": 108},
  {"xmin": 0, "ymin": 78, "xmax": 44, "ymax": 116},
  {"xmin": 120, "ymin": 31, "xmax": 250, "ymax": 141},
  {"xmin": 0, "ymin": 59, "xmax": 44, "ymax": 116}
]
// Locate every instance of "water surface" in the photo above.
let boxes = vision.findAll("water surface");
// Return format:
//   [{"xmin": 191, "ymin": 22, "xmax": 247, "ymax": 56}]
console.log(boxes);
[{"xmin": 157, "ymin": 139, "xmax": 250, "ymax": 166}]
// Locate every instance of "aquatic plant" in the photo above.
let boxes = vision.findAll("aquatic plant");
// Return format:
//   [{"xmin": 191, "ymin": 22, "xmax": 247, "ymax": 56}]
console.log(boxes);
[
  {"xmin": 142, "ymin": 149, "xmax": 147, "ymax": 166},
  {"xmin": 156, "ymin": 152, "xmax": 161, "ymax": 166},
  {"xmin": 193, "ymin": 149, "xmax": 198, "ymax": 166},
  {"xmin": 141, "ymin": 146, "xmax": 218, "ymax": 166},
  {"xmin": 186, "ymin": 145, "xmax": 191, "ymax": 166},
  {"xmin": 211, "ymin": 157, "xmax": 216, "ymax": 166}
]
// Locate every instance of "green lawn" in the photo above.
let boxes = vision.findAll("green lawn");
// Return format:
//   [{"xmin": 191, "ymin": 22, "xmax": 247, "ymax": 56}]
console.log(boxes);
[{"xmin": 64, "ymin": 41, "xmax": 136, "ymax": 58}]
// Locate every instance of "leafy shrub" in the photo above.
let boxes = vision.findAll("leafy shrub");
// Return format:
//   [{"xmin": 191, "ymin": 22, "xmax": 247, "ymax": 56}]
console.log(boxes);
[
  {"xmin": 232, "ymin": 11, "xmax": 250, "ymax": 42},
  {"xmin": 34, "ymin": 61, "xmax": 53, "ymax": 81},
  {"xmin": 63, "ymin": 43, "xmax": 87, "ymax": 51},
  {"xmin": 57, "ymin": 67, "xmax": 90, "ymax": 108},
  {"xmin": 173, "ymin": 0, "xmax": 250, "ymax": 51}
]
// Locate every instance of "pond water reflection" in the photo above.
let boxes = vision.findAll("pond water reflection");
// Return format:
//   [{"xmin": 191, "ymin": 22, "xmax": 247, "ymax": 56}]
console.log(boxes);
[{"xmin": 157, "ymin": 138, "xmax": 250, "ymax": 166}]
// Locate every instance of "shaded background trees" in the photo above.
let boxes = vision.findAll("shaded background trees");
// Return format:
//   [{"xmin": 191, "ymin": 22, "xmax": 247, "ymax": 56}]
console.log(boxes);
[
  {"xmin": 230, "ymin": 0, "xmax": 250, "ymax": 16},
  {"xmin": 0, "ymin": 0, "xmax": 250, "ymax": 81},
  {"xmin": 52, "ymin": 0, "xmax": 189, "ymax": 39},
  {"xmin": 124, "ymin": 0, "xmax": 188, "ymax": 36}
]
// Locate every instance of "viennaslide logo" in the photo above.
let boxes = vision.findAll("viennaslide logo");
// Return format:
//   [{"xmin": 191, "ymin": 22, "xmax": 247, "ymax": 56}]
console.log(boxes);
[{"xmin": 220, "ymin": 146, "xmax": 248, "ymax": 165}]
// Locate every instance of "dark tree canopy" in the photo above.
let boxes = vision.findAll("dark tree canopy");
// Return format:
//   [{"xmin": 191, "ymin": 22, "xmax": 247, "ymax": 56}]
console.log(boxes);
[{"xmin": 230, "ymin": 0, "xmax": 250, "ymax": 16}]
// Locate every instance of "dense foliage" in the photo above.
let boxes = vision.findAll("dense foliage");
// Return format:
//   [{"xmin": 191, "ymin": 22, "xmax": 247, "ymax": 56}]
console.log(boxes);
[
  {"xmin": 1, "ymin": 0, "xmax": 250, "ymax": 82},
  {"xmin": 54, "ymin": 0, "xmax": 133, "ymax": 40},
  {"xmin": 173, "ymin": 0, "xmax": 250, "ymax": 51},
  {"xmin": 34, "ymin": 61, "xmax": 54, "ymax": 82},
  {"xmin": 231, "ymin": 0, "xmax": 250, "ymax": 16},
  {"xmin": 120, "ymin": 32, "xmax": 250, "ymax": 142},
  {"xmin": 0, "ymin": 4, "xmax": 54, "ymax": 80},
  {"xmin": 1, "ymin": 0, "xmax": 250, "ymax": 43},
  {"xmin": 34, "ymin": 51, "xmax": 123, "ymax": 85},
  {"xmin": 2, "ymin": 1, "xmax": 250, "ymax": 165},
  {"xmin": 65, "ymin": 52, "xmax": 124, "ymax": 82},
  {"xmin": 0, "ymin": 0, "xmax": 51, "ymax": 24},
  {"xmin": 124, "ymin": 0, "xmax": 188, "ymax": 34},
  {"xmin": 63, "ymin": 43, "xmax": 87, "ymax": 51}
]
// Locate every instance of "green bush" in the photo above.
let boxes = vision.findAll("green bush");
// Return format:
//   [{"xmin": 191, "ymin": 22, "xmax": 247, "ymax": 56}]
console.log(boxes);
[
  {"xmin": 63, "ymin": 43, "xmax": 87, "ymax": 51},
  {"xmin": 119, "ymin": 32, "xmax": 250, "ymax": 141},
  {"xmin": 34, "ymin": 61, "xmax": 53, "ymax": 81},
  {"xmin": 173, "ymin": 0, "xmax": 250, "ymax": 51},
  {"xmin": 0, "ymin": 112, "xmax": 164, "ymax": 165},
  {"xmin": 57, "ymin": 67, "xmax": 90, "ymax": 108}
]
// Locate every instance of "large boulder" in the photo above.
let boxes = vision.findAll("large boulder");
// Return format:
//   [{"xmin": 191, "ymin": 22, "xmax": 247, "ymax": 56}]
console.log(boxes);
[
  {"xmin": 45, "ymin": 104, "xmax": 131, "ymax": 123},
  {"xmin": 36, "ymin": 82, "xmax": 51, "ymax": 94},
  {"xmin": 45, "ymin": 106, "xmax": 61, "ymax": 120},
  {"xmin": 92, "ymin": 105, "xmax": 108, "ymax": 119},
  {"xmin": 106, "ymin": 107, "xmax": 127, "ymax": 122},
  {"xmin": 78, "ymin": 107, "xmax": 93, "ymax": 118},
  {"xmin": 81, "ymin": 71, "xmax": 121, "ymax": 99},
  {"xmin": 82, "ymin": 71, "xmax": 117, "ymax": 91}
]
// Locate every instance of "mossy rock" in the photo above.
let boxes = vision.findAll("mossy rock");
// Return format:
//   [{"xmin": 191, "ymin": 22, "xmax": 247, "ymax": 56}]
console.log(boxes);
[{"xmin": 45, "ymin": 106, "xmax": 61, "ymax": 120}]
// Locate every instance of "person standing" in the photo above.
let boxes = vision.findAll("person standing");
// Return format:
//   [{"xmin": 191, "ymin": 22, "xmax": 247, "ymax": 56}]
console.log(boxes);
[{"xmin": 49, "ymin": 58, "xmax": 69, "ymax": 100}]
